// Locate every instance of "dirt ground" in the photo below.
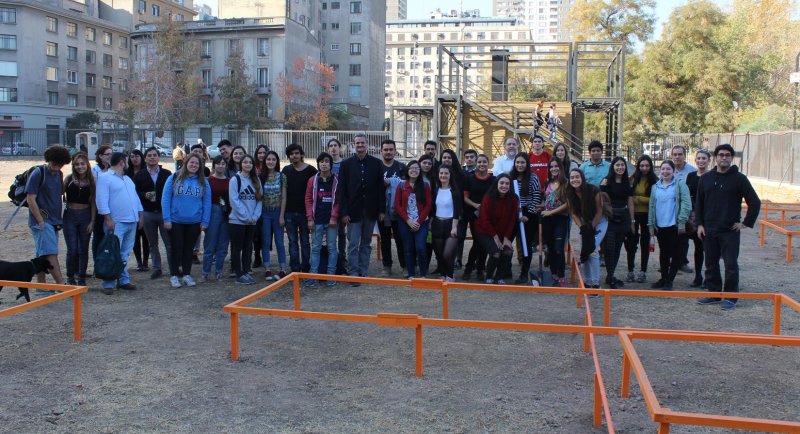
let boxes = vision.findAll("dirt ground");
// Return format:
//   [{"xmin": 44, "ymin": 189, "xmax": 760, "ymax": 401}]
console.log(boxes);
[{"xmin": 1, "ymin": 157, "xmax": 799, "ymax": 433}]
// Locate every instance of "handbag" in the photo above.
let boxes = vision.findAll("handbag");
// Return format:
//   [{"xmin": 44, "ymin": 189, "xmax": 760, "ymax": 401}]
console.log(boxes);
[{"xmin": 95, "ymin": 231, "xmax": 123, "ymax": 281}]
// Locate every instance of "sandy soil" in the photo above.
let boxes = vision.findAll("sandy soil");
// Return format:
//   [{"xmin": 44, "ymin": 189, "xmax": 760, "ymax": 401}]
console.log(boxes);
[{"xmin": 1, "ymin": 158, "xmax": 799, "ymax": 433}]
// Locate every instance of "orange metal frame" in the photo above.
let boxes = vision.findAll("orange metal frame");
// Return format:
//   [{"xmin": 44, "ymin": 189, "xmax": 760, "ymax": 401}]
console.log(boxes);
[
  {"xmin": 0, "ymin": 280, "xmax": 88, "ymax": 341},
  {"xmin": 759, "ymin": 219, "xmax": 800, "ymax": 263},
  {"xmin": 759, "ymin": 201, "xmax": 800, "ymax": 223}
]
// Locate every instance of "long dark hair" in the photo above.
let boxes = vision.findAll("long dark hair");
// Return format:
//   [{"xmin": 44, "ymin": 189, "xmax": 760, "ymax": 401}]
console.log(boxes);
[
  {"xmin": 403, "ymin": 160, "xmax": 426, "ymax": 206},
  {"xmin": 566, "ymin": 168, "xmax": 599, "ymax": 223},
  {"xmin": 95, "ymin": 144, "xmax": 112, "ymax": 169},
  {"xmin": 511, "ymin": 152, "xmax": 532, "ymax": 197},
  {"xmin": 263, "ymin": 150, "xmax": 281, "ymax": 178},
  {"xmin": 605, "ymin": 156, "xmax": 630, "ymax": 185},
  {"xmin": 632, "ymin": 154, "xmax": 658, "ymax": 196},
  {"xmin": 440, "ymin": 149, "xmax": 464, "ymax": 189},
  {"xmin": 126, "ymin": 149, "xmax": 144, "ymax": 177},
  {"xmin": 238, "ymin": 155, "xmax": 262, "ymax": 199},
  {"xmin": 66, "ymin": 152, "xmax": 95, "ymax": 204},
  {"xmin": 228, "ymin": 145, "xmax": 246, "ymax": 172},
  {"xmin": 254, "ymin": 144, "xmax": 269, "ymax": 174},
  {"xmin": 546, "ymin": 156, "xmax": 568, "ymax": 201},
  {"xmin": 418, "ymin": 154, "xmax": 435, "ymax": 185},
  {"xmin": 485, "ymin": 173, "xmax": 519, "ymax": 216}
]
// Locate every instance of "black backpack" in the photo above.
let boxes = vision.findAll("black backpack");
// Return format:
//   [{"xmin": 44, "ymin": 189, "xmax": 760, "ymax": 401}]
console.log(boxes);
[
  {"xmin": 8, "ymin": 165, "xmax": 46, "ymax": 207},
  {"xmin": 95, "ymin": 231, "xmax": 123, "ymax": 280}
]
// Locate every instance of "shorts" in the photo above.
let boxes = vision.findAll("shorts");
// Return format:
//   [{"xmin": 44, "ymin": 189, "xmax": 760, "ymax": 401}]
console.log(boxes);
[{"xmin": 31, "ymin": 222, "xmax": 59, "ymax": 257}]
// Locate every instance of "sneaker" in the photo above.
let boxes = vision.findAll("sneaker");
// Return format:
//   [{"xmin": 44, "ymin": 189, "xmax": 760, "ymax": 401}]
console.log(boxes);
[
  {"xmin": 117, "ymin": 283, "xmax": 137, "ymax": 290},
  {"xmin": 170, "ymin": 276, "xmax": 182, "ymax": 288},
  {"xmin": 485, "ymin": 278, "xmax": 496, "ymax": 284},
  {"xmin": 651, "ymin": 279, "xmax": 666, "ymax": 289},
  {"xmin": 277, "ymin": 270, "xmax": 287, "ymax": 279},
  {"xmin": 215, "ymin": 272, "xmax": 223, "ymax": 281},
  {"xmin": 306, "ymin": 279, "xmax": 318, "ymax": 286},
  {"xmin": 182, "ymin": 275, "xmax": 197, "ymax": 287},
  {"xmin": 202, "ymin": 274, "xmax": 210, "ymax": 283},
  {"xmin": 326, "ymin": 280, "xmax": 337, "ymax": 287},
  {"xmin": 476, "ymin": 271, "xmax": 485, "ymax": 281},
  {"xmin": 679, "ymin": 264, "xmax": 693, "ymax": 273},
  {"xmin": 101, "ymin": 287, "xmax": 114, "ymax": 295},
  {"xmin": 636, "ymin": 272, "xmax": 646, "ymax": 283},
  {"xmin": 236, "ymin": 275, "xmax": 254, "ymax": 285},
  {"xmin": 697, "ymin": 297, "xmax": 722, "ymax": 305},
  {"xmin": 264, "ymin": 270, "xmax": 274, "ymax": 281},
  {"xmin": 721, "ymin": 299, "xmax": 737, "ymax": 310},
  {"xmin": 558, "ymin": 277, "xmax": 568, "ymax": 288},
  {"xmin": 445, "ymin": 276, "xmax": 455, "ymax": 283},
  {"xmin": 496, "ymin": 279, "xmax": 507, "ymax": 285},
  {"xmin": 625, "ymin": 272, "xmax": 636, "ymax": 283},
  {"xmin": 67, "ymin": 277, "xmax": 78, "ymax": 286},
  {"xmin": 247, "ymin": 274, "xmax": 257, "ymax": 284},
  {"xmin": 689, "ymin": 277, "xmax": 703, "ymax": 288},
  {"xmin": 150, "ymin": 269, "xmax": 163, "ymax": 280}
]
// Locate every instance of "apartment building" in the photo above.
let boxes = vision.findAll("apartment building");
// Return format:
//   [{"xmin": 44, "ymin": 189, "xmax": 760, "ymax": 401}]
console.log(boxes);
[
  {"xmin": 0, "ymin": 0, "xmax": 132, "ymax": 129},
  {"xmin": 492, "ymin": 0, "xmax": 574, "ymax": 41},
  {"xmin": 386, "ymin": 0, "xmax": 406, "ymax": 21},
  {"xmin": 100, "ymin": 0, "xmax": 197, "ymax": 28}
]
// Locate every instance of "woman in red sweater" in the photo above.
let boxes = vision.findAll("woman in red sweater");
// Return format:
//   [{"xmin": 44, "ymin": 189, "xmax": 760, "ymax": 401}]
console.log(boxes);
[
  {"xmin": 474, "ymin": 173, "xmax": 519, "ymax": 285},
  {"xmin": 394, "ymin": 160, "xmax": 433, "ymax": 278}
]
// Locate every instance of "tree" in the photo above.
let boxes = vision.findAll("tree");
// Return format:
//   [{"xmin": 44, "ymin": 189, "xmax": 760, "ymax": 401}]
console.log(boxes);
[
  {"xmin": 327, "ymin": 105, "xmax": 354, "ymax": 130},
  {"xmin": 211, "ymin": 48, "xmax": 261, "ymax": 129},
  {"xmin": 275, "ymin": 56, "xmax": 335, "ymax": 129},
  {"xmin": 567, "ymin": 0, "xmax": 656, "ymax": 49},
  {"xmin": 65, "ymin": 112, "xmax": 100, "ymax": 130}
]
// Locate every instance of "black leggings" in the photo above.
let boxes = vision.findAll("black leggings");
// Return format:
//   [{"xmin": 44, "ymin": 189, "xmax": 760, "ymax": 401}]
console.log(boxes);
[
  {"xmin": 431, "ymin": 218, "xmax": 458, "ymax": 279},
  {"xmin": 542, "ymin": 214, "xmax": 568, "ymax": 278},
  {"xmin": 690, "ymin": 232, "xmax": 704, "ymax": 281},
  {"xmin": 229, "ymin": 223, "xmax": 255, "ymax": 277},
  {"xmin": 465, "ymin": 221, "xmax": 487, "ymax": 273},
  {"xmin": 604, "ymin": 228, "xmax": 628, "ymax": 281},
  {"xmin": 655, "ymin": 225, "xmax": 683, "ymax": 283},
  {"xmin": 474, "ymin": 233, "xmax": 512, "ymax": 281},
  {"xmin": 625, "ymin": 212, "xmax": 650, "ymax": 273},
  {"xmin": 133, "ymin": 226, "xmax": 150, "ymax": 268},
  {"xmin": 168, "ymin": 223, "xmax": 202, "ymax": 277},
  {"xmin": 517, "ymin": 216, "xmax": 537, "ymax": 277}
]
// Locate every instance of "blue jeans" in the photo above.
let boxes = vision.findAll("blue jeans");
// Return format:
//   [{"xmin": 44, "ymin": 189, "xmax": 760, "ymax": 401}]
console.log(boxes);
[
  {"xmin": 284, "ymin": 211, "xmax": 310, "ymax": 272},
  {"xmin": 203, "ymin": 204, "xmax": 230, "ymax": 275},
  {"xmin": 346, "ymin": 218, "xmax": 376, "ymax": 276},
  {"xmin": 580, "ymin": 218, "xmax": 608, "ymax": 286},
  {"xmin": 63, "ymin": 208, "xmax": 91, "ymax": 279},
  {"xmin": 311, "ymin": 224, "xmax": 338, "ymax": 275},
  {"xmin": 261, "ymin": 209, "xmax": 286, "ymax": 269},
  {"xmin": 398, "ymin": 219, "xmax": 429, "ymax": 277},
  {"xmin": 103, "ymin": 222, "xmax": 137, "ymax": 289}
]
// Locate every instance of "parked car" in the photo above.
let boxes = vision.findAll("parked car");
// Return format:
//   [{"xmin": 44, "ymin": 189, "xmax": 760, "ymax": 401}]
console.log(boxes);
[
  {"xmin": 1, "ymin": 142, "xmax": 38, "ymax": 156},
  {"xmin": 153, "ymin": 144, "xmax": 168, "ymax": 156},
  {"xmin": 111, "ymin": 140, "xmax": 130, "ymax": 153},
  {"xmin": 206, "ymin": 145, "xmax": 220, "ymax": 158}
]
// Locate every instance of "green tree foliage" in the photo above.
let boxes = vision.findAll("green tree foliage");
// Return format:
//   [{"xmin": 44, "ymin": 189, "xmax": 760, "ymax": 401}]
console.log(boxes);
[
  {"xmin": 65, "ymin": 112, "xmax": 100, "ymax": 130},
  {"xmin": 567, "ymin": 0, "xmax": 657, "ymax": 49},
  {"xmin": 211, "ymin": 48, "xmax": 261, "ymax": 129}
]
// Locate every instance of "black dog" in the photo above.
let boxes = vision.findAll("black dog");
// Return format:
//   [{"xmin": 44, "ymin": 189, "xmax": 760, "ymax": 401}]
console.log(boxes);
[{"xmin": 0, "ymin": 257, "xmax": 54, "ymax": 302}]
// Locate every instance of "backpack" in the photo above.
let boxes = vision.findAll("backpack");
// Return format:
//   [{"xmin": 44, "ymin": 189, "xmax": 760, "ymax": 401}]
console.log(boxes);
[
  {"xmin": 8, "ymin": 165, "xmax": 46, "ymax": 207},
  {"xmin": 94, "ymin": 232, "xmax": 123, "ymax": 280}
]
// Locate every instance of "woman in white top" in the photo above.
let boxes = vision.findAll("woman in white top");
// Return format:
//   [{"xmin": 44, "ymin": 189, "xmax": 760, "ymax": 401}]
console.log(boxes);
[{"xmin": 430, "ymin": 165, "xmax": 462, "ymax": 282}]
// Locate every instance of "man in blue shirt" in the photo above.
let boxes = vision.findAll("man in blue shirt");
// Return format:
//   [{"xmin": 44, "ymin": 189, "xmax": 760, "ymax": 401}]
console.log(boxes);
[{"xmin": 579, "ymin": 140, "xmax": 611, "ymax": 186}]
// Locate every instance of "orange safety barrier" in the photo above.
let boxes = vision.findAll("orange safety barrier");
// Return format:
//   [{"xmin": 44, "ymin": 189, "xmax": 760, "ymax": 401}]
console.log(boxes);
[
  {"xmin": 618, "ymin": 330, "xmax": 800, "ymax": 433},
  {"xmin": 759, "ymin": 201, "xmax": 800, "ymax": 224},
  {"xmin": 759, "ymin": 219, "xmax": 800, "ymax": 263},
  {"xmin": 0, "ymin": 280, "xmax": 88, "ymax": 341},
  {"xmin": 583, "ymin": 293, "xmax": 616, "ymax": 433}
]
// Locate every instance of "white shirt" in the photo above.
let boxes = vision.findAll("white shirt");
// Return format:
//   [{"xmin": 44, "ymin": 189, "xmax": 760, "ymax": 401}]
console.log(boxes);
[
  {"xmin": 492, "ymin": 155, "xmax": 514, "ymax": 175},
  {"xmin": 435, "ymin": 188, "xmax": 454, "ymax": 218}
]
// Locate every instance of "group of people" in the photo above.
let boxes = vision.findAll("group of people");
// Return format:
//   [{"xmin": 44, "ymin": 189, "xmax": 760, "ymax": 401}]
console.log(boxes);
[{"xmin": 23, "ymin": 134, "xmax": 760, "ymax": 309}]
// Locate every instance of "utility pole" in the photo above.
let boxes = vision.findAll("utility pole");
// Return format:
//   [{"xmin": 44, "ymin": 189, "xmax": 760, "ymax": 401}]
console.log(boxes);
[{"xmin": 793, "ymin": 51, "xmax": 799, "ymax": 130}]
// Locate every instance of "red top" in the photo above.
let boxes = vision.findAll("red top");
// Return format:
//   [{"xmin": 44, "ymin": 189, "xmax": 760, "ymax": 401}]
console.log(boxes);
[
  {"xmin": 208, "ymin": 176, "xmax": 229, "ymax": 205},
  {"xmin": 528, "ymin": 150, "xmax": 551, "ymax": 188},
  {"xmin": 394, "ymin": 180, "xmax": 432, "ymax": 224},
  {"xmin": 475, "ymin": 194, "xmax": 518, "ymax": 238}
]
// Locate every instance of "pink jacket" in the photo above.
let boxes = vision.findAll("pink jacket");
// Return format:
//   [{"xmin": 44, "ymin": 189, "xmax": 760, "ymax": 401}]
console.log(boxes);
[{"xmin": 304, "ymin": 173, "xmax": 340, "ymax": 223}]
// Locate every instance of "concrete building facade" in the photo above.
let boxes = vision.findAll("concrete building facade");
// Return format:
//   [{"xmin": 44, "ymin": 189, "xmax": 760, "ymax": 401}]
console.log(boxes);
[
  {"xmin": 386, "ymin": 0, "xmax": 406, "ymax": 21},
  {"xmin": 492, "ymin": 0, "xmax": 574, "ymax": 41}
]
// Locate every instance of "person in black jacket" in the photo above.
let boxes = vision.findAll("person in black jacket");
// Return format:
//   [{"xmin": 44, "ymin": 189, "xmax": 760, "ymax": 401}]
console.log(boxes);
[
  {"xmin": 339, "ymin": 133, "xmax": 385, "ymax": 284},
  {"xmin": 695, "ymin": 144, "xmax": 761, "ymax": 310},
  {"xmin": 134, "ymin": 146, "xmax": 173, "ymax": 280}
]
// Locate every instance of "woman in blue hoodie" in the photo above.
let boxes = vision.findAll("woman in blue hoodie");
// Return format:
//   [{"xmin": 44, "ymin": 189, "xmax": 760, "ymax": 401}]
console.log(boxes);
[
  {"xmin": 229, "ymin": 154, "xmax": 263, "ymax": 285},
  {"xmin": 162, "ymin": 153, "xmax": 212, "ymax": 288}
]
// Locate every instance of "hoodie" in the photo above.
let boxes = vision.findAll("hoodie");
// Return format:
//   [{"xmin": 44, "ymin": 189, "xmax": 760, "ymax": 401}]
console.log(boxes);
[
  {"xmin": 695, "ymin": 165, "xmax": 761, "ymax": 231},
  {"xmin": 161, "ymin": 174, "xmax": 211, "ymax": 227},
  {"xmin": 228, "ymin": 173, "xmax": 263, "ymax": 225}
]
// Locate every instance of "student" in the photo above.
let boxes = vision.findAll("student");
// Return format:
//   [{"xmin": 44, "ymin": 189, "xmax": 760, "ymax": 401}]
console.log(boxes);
[
  {"xmin": 492, "ymin": 137, "xmax": 519, "ymax": 175},
  {"xmin": 251, "ymin": 144, "xmax": 270, "ymax": 268},
  {"xmin": 462, "ymin": 149, "xmax": 477, "ymax": 174},
  {"xmin": 327, "ymin": 138, "xmax": 344, "ymax": 175},
  {"xmin": 440, "ymin": 149, "xmax": 466, "ymax": 270},
  {"xmin": 172, "ymin": 143, "xmax": 185, "ymax": 172},
  {"xmin": 126, "ymin": 149, "xmax": 149, "ymax": 272},
  {"xmin": 461, "ymin": 154, "xmax": 494, "ymax": 281},
  {"xmin": 539, "ymin": 157, "xmax": 570, "ymax": 287},
  {"xmin": 95, "ymin": 152, "xmax": 144, "ymax": 294},
  {"xmin": 685, "ymin": 149, "xmax": 711, "ymax": 287},
  {"xmin": 134, "ymin": 147, "xmax": 173, "ymax": 280},
  {"xmin": 418, "ymin": 154, "xmax": 436, "ymax": 271},
  {"xmin": 327, "ymin": 138, "xmax": 347, "ymax": 275},
  {"xmin": 217, "ymin": 140, "xmax": 234, "ymax": 177},
  {"xmin": 423, "ymin": 140, "xmax": 440, "ymax": 171},
  {"xmin": 379, "ymin": 139, "xmax": 406, "ymax": 277},
  {"xmin": 625, "ymin": 155, "xmax": 657, "ymax": 284},
  {"xmin": 281, "ymin": 144, "xmax": 317, "ymax": 273},
  {"xmin": 394, "ymin": 160, "xmax": 433, "ymax": 279},
  {"xmin": 600, "ymin": 156, "xmax": 634, "ymax": 289},
  {"xmin": 474, "ymin": 174, "xmax": 519, "ymax": 285},
  {"xmin": 305, "ymin": 152, "xmax": 340, "ymax": 286},
  {"xmin": 63, "ymin": 152, "xmax": 95, "ymax": 287},
  {"xmin": 648, "ymin": 160, "xmax": 692, "ymax": 290},
  {"xmin": 578, "ymin": 140, "xmax": 610, "ymax": 186},
  {"xmin": 254, "ymin": 144, "xmax": 269, "ymax": 175},
  {"xmin": 228, "ymin": 145, "xmax": 246, "ymax": 175},
  {"xmin": 228, "ymin": 155, "xmax": 263, "ymax": 284},
  {"xmin": 91, "ymin": 144, "xmax": 112, "ymax": 259},
  {"xmin": 528, "ymin": 134, "xmax": 551, "ymax": 188},
  {"xmin": 553, "ymin": 142, "xmax": 579, "ymax": 173},
  {"xmin": 260, "ymin": 150, "xmax": 288, "ymax": 281},
  {"xmin": 202, "ymin": 155, "xmax": 230, "ymax": 281},
  {"xmin": 162, "ymin": 153, "xmax": 211, "ymax": 288},
  {"xmin": 510, "ymin": 153, "xmax": 542, "ymax": 284},
  {"xmin": 566, "ymin": 169, "xmax": 608, "ymax": 290},
  {"xmin": 431, "ymin": 165, "xmax": 462, "ymax": 282}
]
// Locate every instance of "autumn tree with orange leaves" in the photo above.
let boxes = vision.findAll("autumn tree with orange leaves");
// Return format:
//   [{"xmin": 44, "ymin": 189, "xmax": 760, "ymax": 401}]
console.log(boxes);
[{"xmin": 276, "ymin": 56, "xmax": 335, "ymax": 129}]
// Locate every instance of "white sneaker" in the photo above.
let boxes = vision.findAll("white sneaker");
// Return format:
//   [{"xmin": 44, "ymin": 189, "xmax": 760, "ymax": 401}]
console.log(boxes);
[
  {"xmin": 182, "ymin": 275, "xmax": 196, "ymax": 287},
  {"xmin": 170, "ymin": 276, "xmax": 181, "ymax": 288}
]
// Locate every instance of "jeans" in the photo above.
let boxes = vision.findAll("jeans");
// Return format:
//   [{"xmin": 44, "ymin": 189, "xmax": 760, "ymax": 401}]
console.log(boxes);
[
  {"xmin": 398, "ymin": 219, "xmax": 429, "ymax": 277},
  {"xmin": 229, "ymin": 223, "xmax": 255, "ymax": 277},
  {"xmin": 378, "ymin": 219, "xmax": 405, "ymax": 269},
  {"xmin": 542, "ymin": 214, "xmax": 568, "ymax": 278},
  {"xmin": 346, "ymin": 218, "xmax": 376, "ymax": 276},
  {"xmin": 202, "ymin": 205, "xmax": 230, "ymax": 275},
  {"xmin": 284, "ymin": 212, "xmax": 310, "ymax": 272},
  {"xmin": 261, "ymin": 209, "xmax": 286, "ymax": 269},
  {"xmin": 143, "ymin": 211, "xmax": 172, "ymax": 273},
  {"xmin": 168, "ymin": 223, "xmax": 202, "ymax": 277},
  {"xmin": 703, "ymin": 230, "xmax": 740, "ymax": 293},
  {"xmin": 311, "ymin": 224, "xmax": 339, "ymax": 275},
  {"xmin": 102, "ymin": 222, "xmax": 137, "ymax": 289},
  {"xmin": 63, "ymin": 208, "xmax": 91, "ymax": 279},
  {"xmin": 655, "ymin": 225, "xmax": 683, "ymax": 283},
  {"xmin": 580, "ymin": 218, "xmax": 608, "ymax": 286}
]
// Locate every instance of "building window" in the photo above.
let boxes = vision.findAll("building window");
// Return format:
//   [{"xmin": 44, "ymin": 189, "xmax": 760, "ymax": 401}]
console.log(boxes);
[
  {"xmin": 67, "ymin": 70, "xmax": 78, "ymax": 84},
  {"xmin": 0, "ymin": 8, "xmax": 16, "ymax": 24},
  {"xmin": 103, "ymin": 53, "xmax": 112, "ymax": 67},
  {"xmin": 228, "ymin": 39, "xmax": 240, "ymax": 55},
  {"xmin": 103, "ymin": 75, "xmax": 112, "ymax": 89},
  {"xmin": 349, "ymin": 64, "xmax": 361, "ymax": 76},
  {"xmin": 257, "ymin": 67, "xmax": 269, "ymax": 87},
  {"xmin": 423, "ymin": 47, "xmax": 431, "ymax": 55},
  {"xmin": 119, "ymin": 36, "xmax": 128, "ymax": 49},
  {"xmin": 174, "ymin": 14, "xmax": 184, "ymax": 21},
  {"xmin": 423, "ymin": 90, "xmax": 431, "ymax": 99},
  {"xmin": 86, "ymin": 95, "xmax": 96, "ymax": 108},
  {"xmin": 46, "ymin": 41, "xmax": 58, "ymax": 57},
  {"xmin": 119, "ymin": 79, "xmax": 128, "ymax": 91},
  {"xmin": 85, "ymin": 27, "xmax": 96, "ymax": 41},
  {"xmin": 86, "ymin": 49, "xmax": 96, "ymax": 64},
  {"xmin": 66, "ymin": 22, "xmax": 77, "ymax": 38},
  {"xmin": 0, "ymin": 60, "xmax": 17, "ymax": 76},
  {"xmin": 46, "ymin": 66, "xmax": 58, "ymax": 81},
  {"xmin": 350, "ymin": 1, "xmax": 361, "ymax": 13},
  {"xmin": 348, "ymin": 85, "xmax": 360, "ymax": 97},
  {"xmin": 330, "ymin": 44, "xmax": 339, "ymax": 51},
  {"xmin": 423, "ymin": 61, "xmax": 431, "ymax": 69},
  {"xmin": 331, "ymin": 2, "xmax": 340, "ymax": 9},
  {"xmin": 331, "ymin": 64, "xmax": 339, "ymax": 71},
  {"xmin": 385, "ymin": 62, "xmax": 390, "ymax": 70},
  {"xmin": 350, "ymin": 22, "xmax": 361, "ymax": 35},
  {"xmin": 410, "ymin": 90, "xmax": 418, "ymax": 98},
  {"xmin": 152, "ymin": 5, "xmax": 160, "ymax": 16},
  {"xmin": 48, "ymin": 91, "xmax": 59, "ymax": 105},
  {"xmin": 67, "ymin": 93, "xmax": 78, "ymax": 107},
  {"xmin": 331, "ymin": 84, "xmax": 339, "ymax": 92},
  {"xmin": 138, "ymin": 0, "xmax": 146, "ymax": 13},
  {"xmin": 201, "ymin": 69, "xmax": 212, "ymax": 87},
  {"xmin": 349, "ymin": 43, "xmax": 361, "ymax": 55},
  {"xmin": 397, "ymin": 47, "xmax": 405, "ymax": 55},
  {"xmin": 0, "ymin": 87, "xmax": 17, "ymax": 102},
  {"xmin": 86, "ymin": 73, "xmax": 96, "ymax": 87},
  {"xmin": 103, "ymin": 32, "xmax": 112, "ymax": 45},
  {"xmin": 423, "ymin": 76, "xmax": 432, "ymax": 84},
  {"xmin": 46, "ymin": 16, "xmax": 57, "ymax": 33},
  {"xmin": 396, "ymin": 61, "xmax": 404, "ymax": 70},
  {"xmin": 257, "ymin": 38, "xmax": 269, "ymax": 56},
  {"xmin": 331, "ymin": 22, "xmax": 339, "ymax": 30},
  {"xmin": 0, "ymin": 34, "xmax": 17, "ymax": 50},
  {"xmin": 103, "ymin": 97, "xmax": 112, "ymax": 110},
  {"xmin": 201, "ymin": 40, "xmax": 212, "ymax": 58},
  {"xmin": 321, "ymin": 23, "xmax": 326, "ymax": 30},
  {"xmin": 322, "ymin": 2, "xmax": 327, "ymax": 9},
  {"xmin": 119, "ymin": 57, "xmax": 128, "ymax": 70}
]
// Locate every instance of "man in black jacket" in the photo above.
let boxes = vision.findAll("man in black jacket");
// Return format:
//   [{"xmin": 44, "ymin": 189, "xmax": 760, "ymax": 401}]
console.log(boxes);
[
  {"xmin": 339, "ymin": 133, "xmax": 385, "ymax": 284},
  {"xmin": 695, "ymin": 144, "xmax": 761, "ymax": 310},
  {"xmin": 134, "ymin": 147, "xmax": 173, "ymax": 279}
]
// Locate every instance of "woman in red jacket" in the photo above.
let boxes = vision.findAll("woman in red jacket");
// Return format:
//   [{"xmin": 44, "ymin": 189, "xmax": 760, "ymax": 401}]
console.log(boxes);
[
  {"xmin": 394, "ymin": 160, "xmax": 432, "ymax": 278},
  {"xmin": 474, "ymin": 173, "xmax": 519, "ymax": 285}
]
